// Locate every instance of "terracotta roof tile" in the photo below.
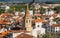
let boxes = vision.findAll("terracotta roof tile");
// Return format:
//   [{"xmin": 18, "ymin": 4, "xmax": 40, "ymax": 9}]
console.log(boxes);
[
  {"xmin": 1, "ymin": 31, "xmax": 10, "ymax": 35},
  {"xmin": 15, "ymin": 33, "xmax": 33, "ymax": 38},
  {"xmin": 32, "ymin": 19, "xmax": 35, "ymax": 24},
  {"xmin": 52, "ymin": 13, "xmax": 58, "ymax": 18},
  {"xmin": 34, "ymin": 14, "xmax": 41, "ymax": 16},
  {"xmin": 0, "ymin": 20, "xmax": 4, "ymax": 24},
  {"xmin": 0, "ymin": 19, "xmax": 11, "ymax": 25},
  {"xmin": 52, "ymin": 24, "xmax": 60, "ymax": 28},
  {"xmin": 11, "ymin": 30, "xmax": 29, "ymax": 33},
  {"xmin": 0, "ymin": 13, "xmax": 12, "ymax": 18},
  {"xmin": 35, "ymin": 18, "xmax": 45, "ymax": 22}
]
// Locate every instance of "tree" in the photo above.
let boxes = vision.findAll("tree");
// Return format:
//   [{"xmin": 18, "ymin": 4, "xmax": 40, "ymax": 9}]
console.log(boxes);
[
  {"xmin": 9, "ymin": 4, "xmax": 26, "ymax": 12},
  {"xmin": 42, "ymin": 32, "xmax": 53, "ymax": 38},
  {"xmin": 0, "ymin": 8, "xmax": 5, "ymax": 14},
  {"xmin": 39, "ymin": 7, "xmax": 46, "ymax": 14},
  {"xmin": 29, "ymin": 5, "xmax": 34, "ymax": 10},
  {"xmin": 54, "ymin": 6, "xmax": 60, "ymax": 13},
  {"xmin": 42, "ymin": 31, "xmax": 60, "ymax": 38},
  {"xmin": 34, "ymin": 16, "xmax": 37, "ymax": 19}
]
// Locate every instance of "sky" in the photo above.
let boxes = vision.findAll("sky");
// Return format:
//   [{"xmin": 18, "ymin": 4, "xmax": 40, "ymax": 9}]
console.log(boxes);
[{"xmin": 0, "ymin": 0, "xmax": 60, "ymax": 3}]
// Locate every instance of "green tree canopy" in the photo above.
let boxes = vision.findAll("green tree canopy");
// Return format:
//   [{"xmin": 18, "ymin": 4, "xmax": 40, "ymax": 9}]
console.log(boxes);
[
  {"xmin": 39, "ymin": 7, "xmax": 46, "ymax": 14},
  {"xmin": 9, "ymin": 4, "xmax": 26, "ymax": 12},
  {"xmin": 54, "ymin": 6, "xmax": 60, "ymax": 13},
  {"xmin": 29, "ymin": 5, "xmax": 34, "ymax": 10},
  {"xmin": 0, "ymin": 7, "xmax": 5, "ymax": 14}
]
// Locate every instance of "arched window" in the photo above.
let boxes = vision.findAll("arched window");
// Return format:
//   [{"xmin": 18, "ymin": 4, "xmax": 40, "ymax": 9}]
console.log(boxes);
[
  {"xmin": 29, "ymin": 20, "xmax": 30, "ymax": 23},
  {"xmin": 26, "ymin": 20, "xmax": 28, "ymax": 23},
  {"xmin": 37, "ymin": 25, "xmax": 39, "ymax": 27}
]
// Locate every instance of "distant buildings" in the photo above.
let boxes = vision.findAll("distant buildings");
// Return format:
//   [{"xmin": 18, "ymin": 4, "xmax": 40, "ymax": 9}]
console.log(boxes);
[
  {"xmin": 51, "ymin": 24, "xmax": 60, "ymax": 33},
  {"xmin": 0, "ymin": 3, "xmax": 60, "ymax": 38}
]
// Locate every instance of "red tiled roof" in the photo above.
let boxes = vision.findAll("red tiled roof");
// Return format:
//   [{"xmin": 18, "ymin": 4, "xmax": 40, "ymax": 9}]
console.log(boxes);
[
  {"xmin": 0, "ymin": 20, "xmax": 11, "ymax": 25},
  {"xmin": 4, "ymin": 22, "xmax": 11, "ymax": 25},
  {"xmin": 32, "ymin": 19, "xmax": 35, "ymax": 24},
  {"xmin": 0, "ymin": 26, "xmax": 3, "ymax": 30},
  {"xmin": 35, "ymin": 18, "xmax": 45, "ymax": 22},
  {"xmin": 0, "ymin": 35, "xmax": 4, "ymax": 38},
  {"xmin": 0, "ymin": 20, "xmax": 3, "ymax": 24},
  {"xmin": 52, "ymin": 13, "xmax": 58, "ymax": 18},
  {"xmin": 52, "ymin": 24, "xmax": 60, "ymax": 28},
  {"xmin": 0, "ymin": 13, "xmax": 13, "ymax": 18},
  {"xmin": 11, "ymin": 30, "xmax": 29, "ymax": 33},
  {"xmin": 34, "ymin": 14, "xmax": 41, "ymax": 16},
  {"xmin": 0, "ymin": 31, "xmax": 10, "ymax": 35},
  {"xmin": 15, "ymin": 33, "xmax": 33, "ymax": 38}
]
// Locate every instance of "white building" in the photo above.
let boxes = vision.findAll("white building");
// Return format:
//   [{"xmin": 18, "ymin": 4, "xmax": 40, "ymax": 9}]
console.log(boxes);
[
  {"xmin": 55, "ymin": 27, "xmax": 60, "ymax": 32},
  {"xmin": 13, "ymin": 32, "xmax": 33, "ymax": 38},
  {"xmin": 45, "ymin": 10, "xmax": 54, "ymax": 15},
  {"xmin": 0, "ymin": 28, "xmax": 7, "ymax": 33},
  {"xmin": 5, "ymin": 5, "xmax": 10, "ymax": 12},
  {"xmin": 15, "ymin": 11, "xmax": 19, "ymax": 16},
  {"xmin": 52, "ymin": 24, "xmax": 60, "ymax": 32},
  {"xmin": 34, "ymin": 3, "xmax": 40, "ymax": 10},
  {"xmin": 32, "ymin": 17, "xmax": 45, "ymax": 38}
]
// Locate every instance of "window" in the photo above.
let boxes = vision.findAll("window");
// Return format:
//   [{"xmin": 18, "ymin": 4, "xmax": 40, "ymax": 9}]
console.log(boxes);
[
  {"xmin": 56, "ymin": 31, "xmax": 57, "ymax": 32},
  {"xmin": 29, "ymin": 20, "xmax": 30, "ymax": 23},
  {"xmin": 37, "ymin": 25, "xmax": 39, "ymax": 27},
  {"xmin": 55, "ymin": 27, "xmax": 57, "ymax": 29},
  {"xmin": 45, "ymin": 18, "xmax": 49, "ymax": 20},
  {"xmin": 26, "ymin": 19, "xmax": 31, "ymax": 23},
  {"xmin": 26, "ymin": 20, "xmax": 28, "ymax": 23}
]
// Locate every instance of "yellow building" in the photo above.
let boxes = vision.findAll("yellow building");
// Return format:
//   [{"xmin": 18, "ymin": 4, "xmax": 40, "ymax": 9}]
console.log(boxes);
[{"xmin": 25, "ymin": 4, "xmax": 32, "ymax": 35}]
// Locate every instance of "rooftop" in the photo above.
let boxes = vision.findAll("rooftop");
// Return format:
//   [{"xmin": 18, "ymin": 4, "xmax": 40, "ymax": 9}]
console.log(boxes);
[{"xmin": 52, "ymin": 24, "xmax": 60, "ymax": 27}]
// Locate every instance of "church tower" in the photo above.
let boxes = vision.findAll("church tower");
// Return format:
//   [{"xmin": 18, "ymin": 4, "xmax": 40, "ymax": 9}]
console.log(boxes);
[{"xmin": 25, "ymin": 4, "xmax": 32, "ymax": 35}]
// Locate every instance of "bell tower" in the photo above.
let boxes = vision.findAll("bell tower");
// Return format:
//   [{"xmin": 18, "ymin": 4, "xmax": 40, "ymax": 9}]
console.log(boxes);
[{"xmin": 25, "ymin": 4, "xmax": 32, "ymax": 35}]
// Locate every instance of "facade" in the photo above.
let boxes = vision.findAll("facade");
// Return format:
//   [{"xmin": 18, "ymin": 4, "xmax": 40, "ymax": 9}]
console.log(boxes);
[
  {"xmin": 45, "ymin": 10, "xmax": 54, "ymax": 15},
  {"xmin": 52, "ymin": 24, "xmax": 60, "ymax": 33},
  {"xmin": 32, "ymin": 17, "xmax": 45, "ymax": 38},
  {"xmin": 25, "ymin": 4, "xmax": 33, "ymax": 35}
]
